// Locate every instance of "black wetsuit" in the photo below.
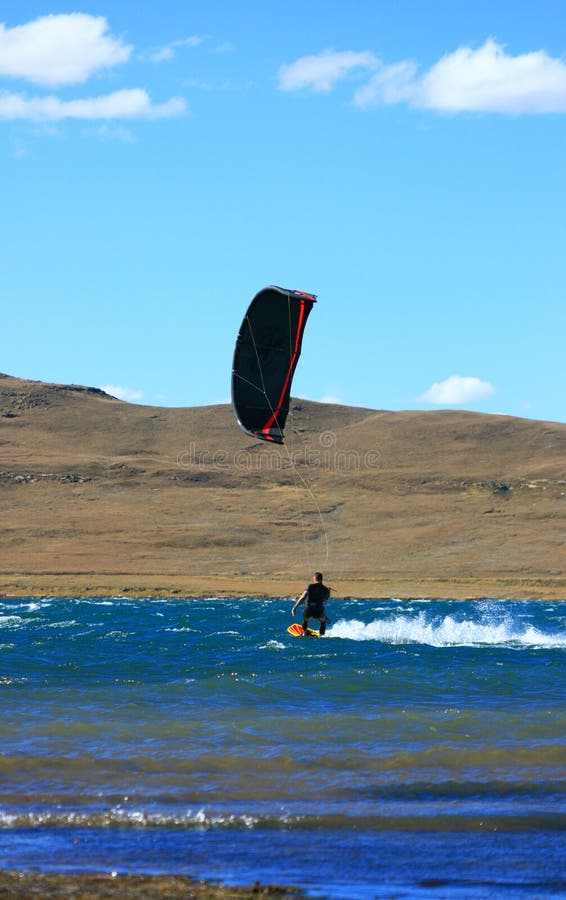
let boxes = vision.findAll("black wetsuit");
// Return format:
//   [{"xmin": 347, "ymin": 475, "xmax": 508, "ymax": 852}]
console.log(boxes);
[{"xmin": 302, "ymin": 581, "xmax": 330, "ymax": 635}]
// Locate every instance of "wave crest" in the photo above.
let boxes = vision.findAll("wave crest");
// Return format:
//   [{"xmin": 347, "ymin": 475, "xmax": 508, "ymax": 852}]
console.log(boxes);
[{"xmin": 328, "ymin": 613, "xmax": 565, "ymax": 648}]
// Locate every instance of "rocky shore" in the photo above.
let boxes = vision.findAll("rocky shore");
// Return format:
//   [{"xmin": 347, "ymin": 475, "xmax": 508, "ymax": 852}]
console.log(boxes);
[{"xmin": 0, "ymin": 872, "xmax": 304, "ymax": 899}]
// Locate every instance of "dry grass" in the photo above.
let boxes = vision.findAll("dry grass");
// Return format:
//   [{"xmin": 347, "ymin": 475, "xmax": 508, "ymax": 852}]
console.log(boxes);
[{"xmin": 1, "ymin": 373, "xmax": 565, "ymax": 599}]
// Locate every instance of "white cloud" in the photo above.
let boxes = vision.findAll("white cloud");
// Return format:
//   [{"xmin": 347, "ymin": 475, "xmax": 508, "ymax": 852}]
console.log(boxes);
[
  {"xmin": 93, "ymin": 123, "xmax": 136, "ymax": 142},
  {"xmin": 278, "ymin": 49, "xmax": 379, "ymax": 93},
  {"xmin": 289, "ymin": 39, "xmax": 566, "ymax": 115},
  {"xmin": 354, "ymin": 60, "xmax": 417, "ymax": 108},
  {"xmin": 100, "ymin": 385, "xmax": 143, "ymax": 402},
  {"xmin": 0, "ymin": 13, "xmax": 131, "ymax": 87},
  {"xmin": 148, "ymin": 34, "xmax": 204, "ymax": 63},
  {"xmin": 419, "ymin": 375, "xmax": 495, "ymax": 405},
  {"xmin": 0, "ymin": 88, "xmax": 187, "ymax": 121},
  {"xmin": 320, "ymin": 393, "xmax": 343, "ymax": 405},
  {"xmin": 183, "ymin": 76, "xmax": 243, "ymax": 92},
  {"xmin": 418, "ymin": 38, "xmax": 566, "ymax": 114}
]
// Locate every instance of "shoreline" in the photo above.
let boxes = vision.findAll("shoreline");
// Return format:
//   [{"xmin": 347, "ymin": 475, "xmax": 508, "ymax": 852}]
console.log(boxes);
[
  {"xmin": 0, "ymin": 872, "xmax": 304, "ymax": 898},
  {"xmin": 1, "ymin": 573, "xmax": 565, "ymax": 600}
]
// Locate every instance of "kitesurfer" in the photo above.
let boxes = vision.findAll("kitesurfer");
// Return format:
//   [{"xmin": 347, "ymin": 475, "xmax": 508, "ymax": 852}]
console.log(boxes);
[{"xmin": 291, "ymin": 572, "xmax": 330, "ymax": 635}]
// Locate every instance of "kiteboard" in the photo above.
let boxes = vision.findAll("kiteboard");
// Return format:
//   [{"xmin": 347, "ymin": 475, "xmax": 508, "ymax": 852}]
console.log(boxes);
[{"xmin": 287, "ymin": 623, "xmax": 320, "ymax": 638}]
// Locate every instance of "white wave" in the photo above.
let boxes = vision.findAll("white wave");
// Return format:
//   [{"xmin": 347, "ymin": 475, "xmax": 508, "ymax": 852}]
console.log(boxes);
[
  {"xmin": 165, "ymin": 626, "xmax": 198, "ymax": 633},
  {"xmin": 0, "ymin": 807, "xmax": 265, "ymax": 830},
  {"xmin": 261, "ymin": 640, "xmax": 285, "ymax": 649},
  {"xmin": 2, "ymin": 601, "xmax": 42, "ymax": 612},
  {"xmin": 328, "ymin": 613, "xmax": 566, "ymax": 648},
  {"xmin": 0, "ymin": 615, "xmax": 24, "ymax": 629}
]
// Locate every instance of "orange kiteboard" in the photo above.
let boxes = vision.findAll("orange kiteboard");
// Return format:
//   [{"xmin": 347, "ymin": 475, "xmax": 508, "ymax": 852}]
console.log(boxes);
[{"xmin": 287, "ymin": 623, "xmax": 320, "ymax": 638}]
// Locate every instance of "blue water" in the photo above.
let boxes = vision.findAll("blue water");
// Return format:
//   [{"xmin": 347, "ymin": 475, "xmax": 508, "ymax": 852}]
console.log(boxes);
[{"xmin": 1, "ymin": 596, "xmax": 565, "ymax": 898}]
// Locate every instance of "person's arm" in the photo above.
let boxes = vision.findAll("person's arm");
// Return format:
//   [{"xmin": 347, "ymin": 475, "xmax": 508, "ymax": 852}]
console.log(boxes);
[{"xmin": 291, "ymin": 589, "xmax": 308, "ymax": 616}]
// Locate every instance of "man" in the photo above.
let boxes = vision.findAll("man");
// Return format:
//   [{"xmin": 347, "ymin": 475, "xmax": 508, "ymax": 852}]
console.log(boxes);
[{"xmin": 291, "ymin": 571, "xmax": 331, "ymax": 635}]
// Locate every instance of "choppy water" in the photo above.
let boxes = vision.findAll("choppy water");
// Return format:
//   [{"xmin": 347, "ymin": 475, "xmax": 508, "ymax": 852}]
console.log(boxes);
[{"xmin": 1, "ymin": 596, "xmax": 565, "ymax": 898}]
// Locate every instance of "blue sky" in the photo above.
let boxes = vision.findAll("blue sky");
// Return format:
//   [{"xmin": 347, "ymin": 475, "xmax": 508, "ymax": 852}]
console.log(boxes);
[{"xmin": 1, "ymin": 1, "xmax": 565, "ymax": 422}]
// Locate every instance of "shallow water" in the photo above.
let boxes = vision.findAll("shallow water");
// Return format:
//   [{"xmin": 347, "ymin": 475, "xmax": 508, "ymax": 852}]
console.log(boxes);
[{"xmin": 1, "ymin": 596, "xmax": 565, "ymax": 898}]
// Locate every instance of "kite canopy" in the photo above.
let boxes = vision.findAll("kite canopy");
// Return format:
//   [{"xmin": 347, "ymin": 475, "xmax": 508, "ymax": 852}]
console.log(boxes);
[{"xmin": 231, "ymin": 285, "xmax": 316, "ymax": 444}]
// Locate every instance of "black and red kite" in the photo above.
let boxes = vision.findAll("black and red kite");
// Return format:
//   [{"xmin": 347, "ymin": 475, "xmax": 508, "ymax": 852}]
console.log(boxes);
[{"xmin": 231, "ymin": 285, "xmax": 316, "ymax": 444}]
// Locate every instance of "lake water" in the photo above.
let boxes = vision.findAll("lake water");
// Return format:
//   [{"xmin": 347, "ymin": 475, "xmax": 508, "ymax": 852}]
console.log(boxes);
[{"xmin": 1, "ymin": 596, "xmax": 565, "ymax": 898}]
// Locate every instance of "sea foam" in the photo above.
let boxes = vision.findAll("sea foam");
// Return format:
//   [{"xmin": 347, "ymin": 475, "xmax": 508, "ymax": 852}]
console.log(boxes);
[{"xmin": 328, "ymin": 612, "xmax": 566, "ymax": 648}]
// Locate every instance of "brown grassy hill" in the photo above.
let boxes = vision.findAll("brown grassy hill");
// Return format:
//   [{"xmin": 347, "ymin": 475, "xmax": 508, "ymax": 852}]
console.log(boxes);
[{"xmin": 1, "ymin": 372, "xmax": 565, "ymax": 599}]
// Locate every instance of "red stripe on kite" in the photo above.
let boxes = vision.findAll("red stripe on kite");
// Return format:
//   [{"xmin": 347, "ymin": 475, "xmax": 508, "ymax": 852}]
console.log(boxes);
[{"xmin": 260, "ymin": 298, "xmax": 306, "ymax": 437}]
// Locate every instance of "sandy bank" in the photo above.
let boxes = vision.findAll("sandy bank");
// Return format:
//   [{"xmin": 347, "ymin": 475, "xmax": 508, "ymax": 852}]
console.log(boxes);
[{"xmin": 1, "ymin": 573, "xmax": 565, "ymax": 600}]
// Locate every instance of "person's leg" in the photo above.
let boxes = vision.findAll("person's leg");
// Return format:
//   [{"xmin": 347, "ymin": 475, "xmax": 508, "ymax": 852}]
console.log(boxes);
[{"xmin": 319, "ymin": 615, "xmax": 327, "ymax": 636}]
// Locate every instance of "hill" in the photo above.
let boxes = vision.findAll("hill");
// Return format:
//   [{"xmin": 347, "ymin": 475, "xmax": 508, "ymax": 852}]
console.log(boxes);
[{"xmin": 1, "ymin": 372, "xmax": 565, "ymax": 599}]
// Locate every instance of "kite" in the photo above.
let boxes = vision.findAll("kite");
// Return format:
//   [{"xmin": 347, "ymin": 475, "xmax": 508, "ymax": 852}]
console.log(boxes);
[{"xmin": 231, "ymin": 285, "xmax": 316, "ymax": 443}]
